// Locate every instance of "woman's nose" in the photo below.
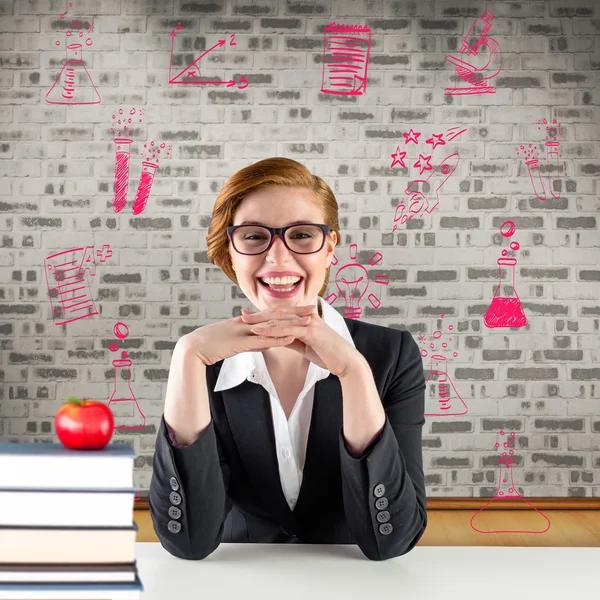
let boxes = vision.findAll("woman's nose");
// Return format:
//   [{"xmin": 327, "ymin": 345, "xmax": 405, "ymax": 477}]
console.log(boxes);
[{"xmin": 266, "ymin": 234, "xmax": 292, "ymax": 259}]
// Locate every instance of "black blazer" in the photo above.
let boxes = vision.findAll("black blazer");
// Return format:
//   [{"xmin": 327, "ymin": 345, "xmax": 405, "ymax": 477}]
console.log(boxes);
[{"xmin": 149, "ymin": 317, "xmax": 427, "ymax": 561}]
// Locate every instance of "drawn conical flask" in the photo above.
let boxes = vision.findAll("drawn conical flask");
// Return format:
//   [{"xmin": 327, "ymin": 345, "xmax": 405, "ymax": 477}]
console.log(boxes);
[
  {"xmin": 424, "ymin": 354, "xmax": 468, "ymax": 416},
  {"xmin": 46, "ymin": 43, "xmax": 101, "ymax": 105},
  {"xmin": 470, "ymin": 457, "xmax": 551, "ymax": 534},
  {"xmin": 108, "ymin": 358, "xmax": 146, "ymax": 430},
  {"xmin": 484, "ymin": 257, "xmax": 527, "ymax": 328}
]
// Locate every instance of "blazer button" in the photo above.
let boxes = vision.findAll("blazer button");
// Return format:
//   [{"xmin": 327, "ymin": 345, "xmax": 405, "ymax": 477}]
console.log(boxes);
[
  {"xmin": 379, "ymin": 523, "xmax": 393, "ymax": 536},
  {"xmin": 168, "ymin": 506, "xmax": 182, "ymax": 519},
  {"xmin": 375, "ymin": 497, "xmax": 389, "ymax": 510},
  {"xmin": 169, "ymin": 477, "xmax": 179, "ymax": 491},
  {"xmin": 373, "ymin": 483, "xmax": 386, "ymax": 498},
  {"xmin": 168, "ymin": 520, "xmax": 181, "ymax": 534},
  {"xmin": 376, "ymin": 510, "xmax": 390, "ymax": 523},
  {"xmin": 169, "ymin": 491, "xmax": 182, "ymax": 506}
]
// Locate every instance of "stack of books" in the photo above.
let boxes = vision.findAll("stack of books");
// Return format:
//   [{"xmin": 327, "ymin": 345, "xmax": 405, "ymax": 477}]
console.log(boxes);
[{"xmin": 0, "ymin": 442, "xmax": 143, "ymax": 599}]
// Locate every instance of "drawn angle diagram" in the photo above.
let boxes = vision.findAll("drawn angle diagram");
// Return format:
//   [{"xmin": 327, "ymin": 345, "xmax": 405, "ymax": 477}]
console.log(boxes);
[{"xmin": 168, "ymin": 24, "xmax": 248, "ymax": 88}]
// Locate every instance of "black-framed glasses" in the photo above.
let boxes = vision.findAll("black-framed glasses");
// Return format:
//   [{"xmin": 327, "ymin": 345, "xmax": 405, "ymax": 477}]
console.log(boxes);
[{"xmin": 227, "ymin": 223, "xmax": 331, "ymax": 255}]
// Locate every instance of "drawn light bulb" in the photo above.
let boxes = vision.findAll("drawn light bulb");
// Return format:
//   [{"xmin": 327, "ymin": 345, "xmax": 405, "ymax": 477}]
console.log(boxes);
[{"xmin": 335, "ymin": 263, "xmax": 369, "ymax": 319}]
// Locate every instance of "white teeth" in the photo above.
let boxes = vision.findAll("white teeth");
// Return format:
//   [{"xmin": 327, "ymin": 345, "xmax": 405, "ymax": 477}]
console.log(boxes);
[{"xmin": 259, "ymin": 276, "xmax": 301, "ymax": 286}]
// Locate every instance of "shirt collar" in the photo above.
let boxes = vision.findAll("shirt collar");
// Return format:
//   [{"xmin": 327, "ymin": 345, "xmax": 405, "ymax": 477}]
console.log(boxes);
[{"xmin": 214, "ymin": 296, "xmax": 355, "ymax": 392}]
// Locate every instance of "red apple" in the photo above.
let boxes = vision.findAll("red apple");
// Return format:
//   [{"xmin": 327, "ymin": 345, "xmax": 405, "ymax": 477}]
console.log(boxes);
[{"xmin": 55, "ymin": 396, "xmax": 114, "ymax": 450}]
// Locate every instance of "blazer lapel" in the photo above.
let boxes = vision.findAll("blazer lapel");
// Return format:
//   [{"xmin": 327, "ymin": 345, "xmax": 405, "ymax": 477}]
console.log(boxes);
[{"xmin": 221, "ymin": 370, "xmax": 344, "ymax": 536}]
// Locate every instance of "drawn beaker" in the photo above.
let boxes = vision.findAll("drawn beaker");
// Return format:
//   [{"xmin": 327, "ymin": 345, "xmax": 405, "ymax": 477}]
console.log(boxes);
[
  {"xmin": 424, "ymin": 354, "xmax": 468, "ymax": 416},
  {"xmin": 113, "ymin": 138, "xmax": 133, "ymax": 213},
  {"xmin": 46, "ymin": 43, "xmax": 101, "ymax": 105},
  {"xmin": 484, "ymin": 257, "xmax": 527, "ymax": 328},
  {"xmin": 525, "ymin": 158, "xmax": 546, "ymax": 201},
  {"xmin": 132, "ymin": 161, "xmax": 158, "ymax": 215},
  {"xmin": 108, "ymin": 358, "xmax": 146, "ymax": 429}
]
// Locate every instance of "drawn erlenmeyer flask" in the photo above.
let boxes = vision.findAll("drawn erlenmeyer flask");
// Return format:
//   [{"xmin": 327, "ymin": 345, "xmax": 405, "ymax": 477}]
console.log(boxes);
[
  {"xmin": 470, "ymin": 456, "xmax": 551, "ymax": 534},
  {"xmin": 424, "ymin": 354, "xmax": 468, "ymax": 416},
  {"xmin": 484, "ymin": 257, "xmax": 527, "ymax": 328},
  {"xmin": 108, "ymin": 358, "xmax": 146, "ymax": 429},
  {"xmin": 46, "ymin": 43, "xmax": 101, "ymax": 105}
]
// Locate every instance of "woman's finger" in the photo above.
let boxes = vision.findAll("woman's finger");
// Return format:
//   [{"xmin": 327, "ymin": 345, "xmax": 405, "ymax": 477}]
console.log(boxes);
[
  {"xmin": 241, "ymin": 306, "xmax": 314, "ymax": 323},
  {"xmin": 243, "ymin": 314, "xmax": 312, "ymax": 330},
  {"xmin": 250, "ymin": 319, "xmax": 310, "ymax": 338},
  {"xmin": 249, "ymin": 335, "xmax": 295, "ymax": 350}
]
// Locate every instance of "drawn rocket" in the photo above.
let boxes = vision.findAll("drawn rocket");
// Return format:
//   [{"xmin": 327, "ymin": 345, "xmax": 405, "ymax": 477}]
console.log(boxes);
[{"xmin": 393, "ymin": 153, "xmax": 460, "ymax": 226}]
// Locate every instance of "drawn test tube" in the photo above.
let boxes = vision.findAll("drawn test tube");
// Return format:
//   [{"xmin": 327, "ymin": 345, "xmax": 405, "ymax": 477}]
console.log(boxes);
[
  {"xmin": 132, "ymin": 161, "xmax": 159, "ymax": 216},
  {"xmin": 525, "ymin": 158, "xmax": 546, "ymax": 201},
  {"xmin": 113, "ymin": 138, "xmax": 133, "ymax": 213},
  {"xmin": 545, "ymin": 141, "xmax": 561, "ymax": 199}
]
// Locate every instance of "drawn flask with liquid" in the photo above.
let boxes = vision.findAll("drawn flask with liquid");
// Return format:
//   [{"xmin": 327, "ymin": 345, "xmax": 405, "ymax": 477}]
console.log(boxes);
[
  {"xmin": 108, "ymin": 358, "xmax": 146, "ymax": 429},
  {"xmin": 46, "ymin": 43, "xmax": 101, "ymax": 105},
  {"xmin": 484, "ymin": 257, "xmax": 527, "ymax": 328},
  {"xmin": 424, "ymin": 354, "xmax": 468, "ymax": 416},
  {"xmin": 470, "ymin": 455, "xmax": 552, "ymax": 534}
]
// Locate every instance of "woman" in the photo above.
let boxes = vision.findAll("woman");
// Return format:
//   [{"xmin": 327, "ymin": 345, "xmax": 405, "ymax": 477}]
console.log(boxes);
[{"xmin": 148, "ymin": 158, "xmax": 427, "ymax": 561}]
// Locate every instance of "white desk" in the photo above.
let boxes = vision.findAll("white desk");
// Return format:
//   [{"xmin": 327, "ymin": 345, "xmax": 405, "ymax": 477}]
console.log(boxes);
[{"xmin": 136, "ymin": 543, "xmax": 600, "ymax": 600}]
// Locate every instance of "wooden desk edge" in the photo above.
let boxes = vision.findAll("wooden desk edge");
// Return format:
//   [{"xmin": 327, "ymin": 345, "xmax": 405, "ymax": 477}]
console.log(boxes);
[{"xmin": 134, "ymin": 497, "xmax": 600, "ymax": 511}]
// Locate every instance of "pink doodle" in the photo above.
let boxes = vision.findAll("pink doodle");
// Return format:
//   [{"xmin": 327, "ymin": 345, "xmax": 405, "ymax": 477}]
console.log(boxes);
[
  {"xmin": 484, "ymin": 221, "xmax": 527, "ymax": 329},
  {"xmin": 168, "ymin": 27, "xmax": 247, "ymax": 88},
  {"xmin": 47, "ymin": 3, "xmax": 99, "ymax": 104},
  {"xmin": 445, "ymin": 126, "xmax": 468, "ymax": 143},
  {"xmin": 44, "ymin": 245, "xmax": 112, "ymax": 326},
  {"xmin": 470, "ymin": 431, "xmax": 551, "ymax": 534},
  {"xmin": 390, "ymin": 147, "xmax": 407, "ymax": 169},
  {"xmin": 108, "ymin": 321, "xmax": 146, "ymax": 430},
  {"xmin": 323, "ymin": 244, "xmax": 389, "ymax": 319},
  {"xmin": 111, "ymin": 108, "xmax": 144, "ymax": 214},
  {"xmin": 131, "ymin": 141, "xmax": 173, "ymax": 215},
  {"xmin": 392, "ymin": 153, "xmax": 460, "ymax": 231},
  {"xmin": 515, "ymin": 144, "xmax": 546, "ymax": 201},
  {"xmin": 539, "ymin": 118, "xmax": 562, "ymax": 198},
  {"xmin": 413, "ymin": 153, "xmax": 433, "ymax": 175},
  {"xmin": 421, "ymin": 315, "xmax": 466, "ymax": 417},
  {"xmin": 445, "ymin": 9, "xmax": 502, "ymax": 96},
  {"xmin": 516, "ymin": 118, "xmax": 563, "ymax": 201},
  {"xmin": 425, "ymin": 133, "xmax": 446, "ymax": 150},
  {"xmin": 403, "ymin": 128, "xmax": 421, "ymax": 145},
  {"xmin": 320, "ymin": 22, "xmax": 372, "ymax": 96}
]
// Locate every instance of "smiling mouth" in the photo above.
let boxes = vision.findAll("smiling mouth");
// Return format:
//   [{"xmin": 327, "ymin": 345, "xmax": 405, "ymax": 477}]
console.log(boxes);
[{"xmin": 257, "ymin": 278, "xmax": 303, "ymax": 290}]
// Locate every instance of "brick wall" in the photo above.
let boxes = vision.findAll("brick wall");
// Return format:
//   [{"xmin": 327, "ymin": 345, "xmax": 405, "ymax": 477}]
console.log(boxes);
[{"xmin": 0, "ymin": 0, "xmax": 599, "ymax": 498}]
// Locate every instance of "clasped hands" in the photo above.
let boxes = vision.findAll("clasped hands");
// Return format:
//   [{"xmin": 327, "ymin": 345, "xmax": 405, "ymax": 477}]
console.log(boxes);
[{"xmin": 241, "ymin": 305, "xmax": 362, "ymax": 378}]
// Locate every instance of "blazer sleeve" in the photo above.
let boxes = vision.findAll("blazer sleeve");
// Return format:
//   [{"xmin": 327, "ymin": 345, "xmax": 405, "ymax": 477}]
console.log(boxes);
[
  {"xmin": 337, "ymin": 329, "xmax": 427, "ymax": 561},
  {"xmin": 148, "ymin": 414, "xmax": 233, "ymax": 560}
]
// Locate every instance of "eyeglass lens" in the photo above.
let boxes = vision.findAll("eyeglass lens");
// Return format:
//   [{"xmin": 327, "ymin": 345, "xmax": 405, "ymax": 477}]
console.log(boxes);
[{"xmin": 232, "ymin": 225, "xmax": 324, "ymax": 255}]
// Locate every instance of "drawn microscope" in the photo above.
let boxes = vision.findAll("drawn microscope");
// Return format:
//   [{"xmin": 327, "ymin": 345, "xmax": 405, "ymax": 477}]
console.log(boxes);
[{"xmin": 445, "ymin": 9, "xmax": 502, "ymax": 96}]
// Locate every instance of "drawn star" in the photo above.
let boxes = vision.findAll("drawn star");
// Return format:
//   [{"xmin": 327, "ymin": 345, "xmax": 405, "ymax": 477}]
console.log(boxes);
[
  {"xmin": 403, "ymin": 128, "xmax": 421, "ymax": 145},
  {"xmin": 390, "ymin": 146, "xmax": 407, "ymax": 169},
  {"xmin": 426, "ymin": 133, "xmax": 446, "ymax": 150},
  {"xmin": 413, "ymin": 154, "xmax": 433, "ymax": 175}
]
